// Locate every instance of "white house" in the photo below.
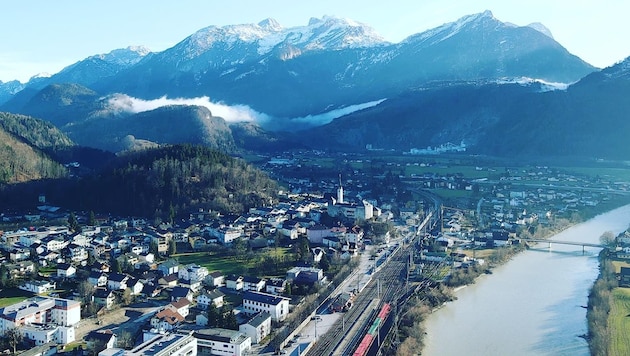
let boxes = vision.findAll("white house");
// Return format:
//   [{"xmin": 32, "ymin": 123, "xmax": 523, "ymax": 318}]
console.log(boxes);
[
  {"xmin": 19, "ymin": 280, "xmax": 56, "ymax": 295},
  {"xmin": 193, "ymin": 328, "xmax": 251, "ymax": 356},
  {"xmin": 128, "ymin": 278, "xmax": 144, "ymax": 296},
  {"xmin": 265, "ymin": 278, "xmax": 287, "ymax": 296},
  {"xmin": 107, "ymin": 273, "xmax": 129, "ymax": 290},
  {"xmin": 56, "ymin": 264, "xmax": 76, "ymax": 279},
  {"xmin": 242, "ymin": 291, "xmax": 290, "ymax": 322},
  {"xmin": 243, "ymin": 276, "xmax": 266, "ymax": 292},
  {"xmin": 226, "ymin": 275, "xmax": 244, "ymax": 291},
  {"xmin": 178, "ymin": 264, "xmax": 209, "ymax": 284},
  {"xmin": 207, "ymin": 271, "xmax": 225, "ymax": 287},
  {"xmin": 88, "ymin": 271, "xmax": 108, "ymax": 287},
  {"xmin": 22, "ymin": 324, "xmax": 75, "ymax": 346},
  {"xmin": 166, "ymin": 298, "xmax": 191, "ymax": 318},
  {"xmin": 239, "ymin": 311, "xmax": 271, "ymax": 345},
  {"xmin": 158, "ymin": 259, "xmax": 180, "ymax": 276},
  {"xmin": 150, "ymin": 308, "xmax": 184, "ymax": 331},
  {"xmin": 216, "ymin": 227, "xmax": 242, "ymax": 245},
  {"xmin": 196, "ymin": 289, "xmax": 226, "ymax": 309},
  {"xmin": 94, "ymin": 288, "xmax": 115, "ymax": 309}
]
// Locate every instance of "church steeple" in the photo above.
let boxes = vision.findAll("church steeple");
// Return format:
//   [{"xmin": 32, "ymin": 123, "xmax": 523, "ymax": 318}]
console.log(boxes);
[{"xmin": 337, "ymin": 174, "xmax": 344, "ymax": 204}]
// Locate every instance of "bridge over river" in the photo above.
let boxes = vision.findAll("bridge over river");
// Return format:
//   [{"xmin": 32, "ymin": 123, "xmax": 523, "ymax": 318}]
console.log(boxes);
[{"xmin": 521, "ymin": 238, "xmax": 607, "ymax": 253}]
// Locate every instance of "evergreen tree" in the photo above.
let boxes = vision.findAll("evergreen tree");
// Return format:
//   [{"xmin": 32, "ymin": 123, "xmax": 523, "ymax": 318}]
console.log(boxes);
[
  {"xmin": 68, "ymin": 212, "xmax": 80, "ymax": 232},
  {"xmin": 223, "ymin": 308, "xmax": 238, "ymax": 330},
  {"xmin": 88, "ymin": 210, "xmax": 96, "ymax": 226},
  {"xmin": 168, "ymin": 239, "xmax": 177, "ymax": 256},
  {"xmin": 319, "ymin": 252, "xmax": 331, "ymax": 272},
  {"xmin": 206, "ymin": 304, "xmax": 221, "ymax": 327}
]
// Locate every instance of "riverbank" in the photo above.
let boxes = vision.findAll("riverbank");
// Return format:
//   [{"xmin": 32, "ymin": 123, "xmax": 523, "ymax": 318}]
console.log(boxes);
[
  {"xmin": 393, "ymin": 201, "xmax": 630, "ymax": 356},
  {"xmin": 586, "ymin": 246, "xmax": 630, "ymax": 356}
]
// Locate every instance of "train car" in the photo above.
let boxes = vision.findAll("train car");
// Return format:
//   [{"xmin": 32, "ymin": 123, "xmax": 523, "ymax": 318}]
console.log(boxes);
[
  {"xmin": 353, "ymin": 334, "xmax": 374, "ymax": 356},
  {"xmin": 377, "ymin": 303, "xmax": 391, "ymax": 319},
  {"xmin": 367, "ymin": 317, "xmax": 382, "ymax": 335},
  {"xmin": 353, "ymin": 303, "xmax": 392, "ymax": 356}
]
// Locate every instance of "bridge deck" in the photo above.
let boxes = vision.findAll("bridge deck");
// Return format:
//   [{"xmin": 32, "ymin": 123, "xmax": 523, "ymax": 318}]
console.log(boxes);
[{"xmin": 522, "ymin": 238, "xmax": 605, "ymax": 248}]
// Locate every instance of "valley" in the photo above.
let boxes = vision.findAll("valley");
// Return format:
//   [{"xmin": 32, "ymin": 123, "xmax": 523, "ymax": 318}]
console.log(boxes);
[{"xmin": 0, "ymin": 5, "xmax": 629, "ymax": 356}]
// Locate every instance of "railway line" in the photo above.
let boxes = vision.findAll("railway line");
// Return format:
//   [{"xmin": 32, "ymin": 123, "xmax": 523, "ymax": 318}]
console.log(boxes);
[{"xmin": 306, "ymin": 240, "xmax": 411, "ymax": 356}]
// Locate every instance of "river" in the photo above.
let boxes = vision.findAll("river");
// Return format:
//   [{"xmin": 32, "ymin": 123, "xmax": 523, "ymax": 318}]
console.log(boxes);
[{"xmin": 422, "ymin": 204, "xmax": 630, "ymax": 356}]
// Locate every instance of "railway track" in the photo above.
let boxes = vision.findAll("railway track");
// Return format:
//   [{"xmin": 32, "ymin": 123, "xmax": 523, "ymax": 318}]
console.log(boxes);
[{"xmin": 307, "ymin": 243, "xmax": 410, "ymax": 356}]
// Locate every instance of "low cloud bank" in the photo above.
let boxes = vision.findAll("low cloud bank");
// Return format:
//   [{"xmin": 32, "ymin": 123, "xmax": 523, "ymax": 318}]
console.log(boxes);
[
  {"xmin": 105, "ymin": 94, "xmax": 271, "ymax": 123},
  {"xmin": 290, "ymin": 99, "xmax": 387, "ymax": 128},
  {"xmin": 105, "ymin": 94, "xmax": 386, "ymax": 130}
]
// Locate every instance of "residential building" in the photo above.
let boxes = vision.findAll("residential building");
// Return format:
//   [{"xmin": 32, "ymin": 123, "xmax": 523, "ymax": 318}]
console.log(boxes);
[
  {"xmin": 19, "ymin": 280, "xmax": 56, "ymax": 295},
  {"xmin": 265, "ymin": 278, "xmax": 287, "ymax": 296},
  {"xmin": 22, "ymin": 324, "xmax": 75, "ymax": 346},
  {"xmin": 239, "ymin": 312, "xmax": 271, "ymax": 344},
  {"xmin": 242, "ymin": 291, "xmax": 290, "ymax": 322},
  {"xmin": 214, "ymin": 227, "xmax": 242, "ymax": 245},
  {"xmin": 150, "ymin": 308, "xmax": 184, "ymax": 331},
  {"xmin": 107, "ymin": 273, "xmax": 129, "ymax": 290},
  {"xmin": 196, "ymin": 289, "xmax": 226, "ymax": 309},
  {"xmin": 170, "ymin": 287, "xmax": 193, "ymax": 302},
  {"xmin": 88, "ymin": 271, "xmax": 108, "ymax": 288},
  {"xmin": 109, "ymin": 331, "xmax": 197, "ymax": 356},
  {"xmin": 0, "ymin": 296, "xmax": 80, "ymax": 335},
  {"xmin": 193, "ymin": 328, "xmax": 251, "ymax": 356},
  {"xmin": 226, "ymin": 275, "xmax": 244, "ymax": 291},
  {"xmin": 242, "ymin": 276, "xmax": 265, "ymax": 292},
  {"xmin": 86, "ymin": 330, "xmax": 117, "ymax": 350},
  {"xmin": 56, "ymin": 264, "xmax": 76, "ymax": 279},
  {"xmin": 158, "ymin": 259, "xmax": 180, "ymax": 276},
  {"xmin": 166, "ymin": 298, "xmax": 191, "ymax": 318},
  {"xmin": 127, "ymin": 279, "xmax": 144, "ymax": 296},
  {"xmin": 207, "ymin": 271, "xmax": 225, "ymax": 287},
  {"xmin": 178, "ymin": 264, "xmax": 209, "ymax": 284},
  {"xmin": 94, "ymin": 288, "xmax": 115, "ymax": 309}
]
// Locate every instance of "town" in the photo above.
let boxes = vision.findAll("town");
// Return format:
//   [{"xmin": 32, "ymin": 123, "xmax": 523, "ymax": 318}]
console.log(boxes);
[{"xmin": 1, "ymin": 151, "xmax": 630, "ymax": 356}]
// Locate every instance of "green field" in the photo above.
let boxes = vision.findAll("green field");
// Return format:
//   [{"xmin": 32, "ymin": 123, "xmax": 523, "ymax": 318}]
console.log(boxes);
[
  {"xmin": 173, "ymin": 247, "xmax": 291, "ymax": 277},
  {"xmin": 0, "ymin": 288, "xmax": 33, "ymax": 307},
  {"xmin": 174, "ymin": 252, "xmax": 252, "ymax": 276},
  {"xmin": 609, "ymin": 288, "xmax": 630, "ymax": 356},
  {"xmin": 565, "ymin": 166, "xmax": 630, "ymax": 182}
]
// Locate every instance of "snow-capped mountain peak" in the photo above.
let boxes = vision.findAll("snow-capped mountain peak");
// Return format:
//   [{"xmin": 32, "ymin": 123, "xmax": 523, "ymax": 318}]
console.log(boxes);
[
  {"xmin": 91, "ymin": 46, "xmax": 152, "ymax": 66},
  {"xmin": 180, "ymin": 16, "xmax": 387, "ymax": 60},
  {"xmin": 404, "ymin": 10, "xmax": 499, "ymax": 45},
  {"xmin": 258, "ymin": 18, "xmax": 282, "ymax": 31},
  {"xmin": 526, "ymin": 22, "xmax": 554, "ymax": 39},
  {"xmin": 30, "ymin": 72, "xmax": 52, "ymax": 80}
]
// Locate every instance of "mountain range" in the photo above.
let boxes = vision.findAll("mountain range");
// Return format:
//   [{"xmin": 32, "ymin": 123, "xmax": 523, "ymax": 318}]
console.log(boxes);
[{"xmin": 1, "ymin": 10, "xmax": 629, "ymax": 160}]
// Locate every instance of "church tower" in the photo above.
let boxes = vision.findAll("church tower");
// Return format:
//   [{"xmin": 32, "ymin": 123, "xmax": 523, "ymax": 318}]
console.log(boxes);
[{"xmin": 337, "ymin": 174, "xmax": 344, "ymax": 204}]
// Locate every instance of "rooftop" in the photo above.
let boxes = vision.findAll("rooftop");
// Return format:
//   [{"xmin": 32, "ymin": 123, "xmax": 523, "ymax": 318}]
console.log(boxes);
[
  {"xmin": 243, "ymin": 291, "xmax": 290, "ymax": 306},
  {"xmin": 193, "ymin": 328, "xmax": 249, "ymax": 344}
]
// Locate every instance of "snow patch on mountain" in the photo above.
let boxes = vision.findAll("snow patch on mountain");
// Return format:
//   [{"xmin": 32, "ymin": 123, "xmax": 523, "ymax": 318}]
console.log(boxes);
[{"xmin": 495, "ymin": 77, "xmax": 570, "ymax": 92}]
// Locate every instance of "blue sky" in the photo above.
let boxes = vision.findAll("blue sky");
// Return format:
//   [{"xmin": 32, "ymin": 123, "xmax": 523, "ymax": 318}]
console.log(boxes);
[{"xmin": 1, "ymin": 0, "xmax": 628, "ymax": 82}]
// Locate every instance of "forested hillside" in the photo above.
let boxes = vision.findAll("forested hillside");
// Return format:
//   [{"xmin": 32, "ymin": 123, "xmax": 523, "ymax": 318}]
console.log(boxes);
[
  {"xmin": 0, "ymin": 112, "xmax": 70, "ymax": 183},
  {"xmin": 0, "ymin": 145, "xmax": 279, "ymax": 219}
]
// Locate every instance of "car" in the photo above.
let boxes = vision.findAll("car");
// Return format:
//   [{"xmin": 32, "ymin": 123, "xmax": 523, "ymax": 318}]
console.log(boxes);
[{"xmin": 311, "ymin": 315, "xmax": 322, "ymax": 321}]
